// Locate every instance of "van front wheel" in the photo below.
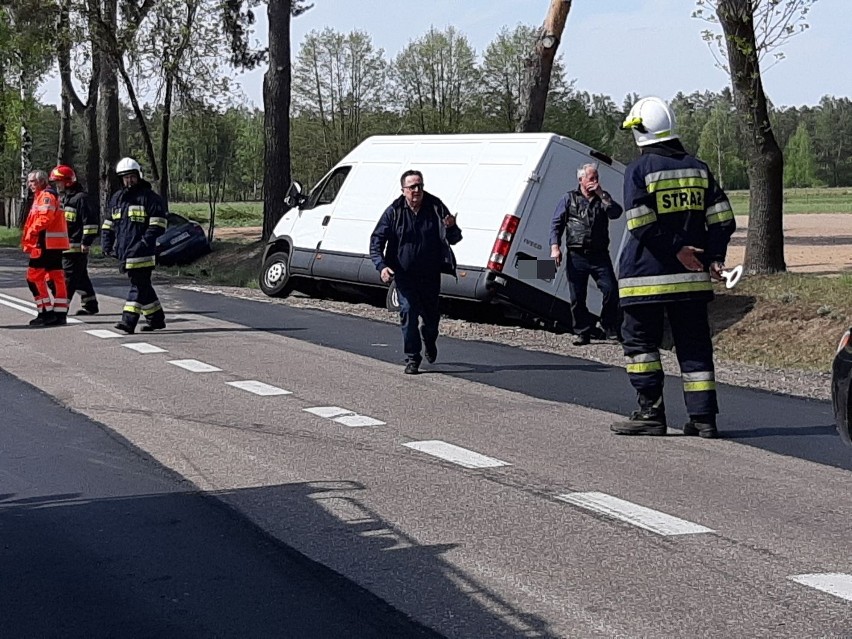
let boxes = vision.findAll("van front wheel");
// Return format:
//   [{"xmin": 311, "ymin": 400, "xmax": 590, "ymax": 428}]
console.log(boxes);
[
  {"xmin": 386, "ymin": 280, "xmax": 400, "ymax": 312},
  {"xmin": 260, "ymin": 251, "xmax": 293, "ymax": 298}
]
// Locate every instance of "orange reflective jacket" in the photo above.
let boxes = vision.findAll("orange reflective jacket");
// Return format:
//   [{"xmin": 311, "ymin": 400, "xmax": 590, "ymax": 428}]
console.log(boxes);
[{"xmin": 22, "ymin": 187, "xmax": 70, "ymax": 255}]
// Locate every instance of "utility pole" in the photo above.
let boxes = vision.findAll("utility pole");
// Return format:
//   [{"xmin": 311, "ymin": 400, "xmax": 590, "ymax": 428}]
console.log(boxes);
[{"xmin": 517, "ymin": 0, "xmax": 573, "ymax": 133}]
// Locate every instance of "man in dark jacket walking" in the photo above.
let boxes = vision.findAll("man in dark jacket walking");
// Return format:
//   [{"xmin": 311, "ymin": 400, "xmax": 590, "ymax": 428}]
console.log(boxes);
[
  {"xmin": 550, "ymin": 163, "xmax": 624, "ymax": 345},
  {"xmin": 50, "ymin": 164, "xmax": 100, "ymax": 315},
  {"xmin": 101, "ymin": 157, "xmax": 168, "ymax": 335},
  {"xmin": 370, "ymin": 170, "xmax": 462, "ymax": 375}
]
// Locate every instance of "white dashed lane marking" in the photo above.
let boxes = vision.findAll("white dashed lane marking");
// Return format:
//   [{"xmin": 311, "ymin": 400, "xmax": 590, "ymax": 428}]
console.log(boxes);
[
  {"xmin": 168, "ymin": 359, "xmax": 222, "ymax": 373},
  {"xmin": 85, "ymin": 329, "xmax": 124, "ymax": 339},
  {"xmin": 790, "ymin": 574, "xmax": 852, "ymax": 602},
  {"xmin": 403, "ymin": 440, "xmax": 510, "ymax": 469},
  {"xmin": 226, "ymin": 380, "xmax": 292, "ymax": 396},
  {"xmin": 333, "ymin": 414, "xmax": 385, "ymax": 427},
  {"xmin": 304, "ymin": 406, "xmax": 353, "ymax": 419},
  {"xmin": 302, "ymin": 406, "xmax": 385, "ymax": 427},
  {"xmin": 122, "ymin": 342, "xmax": 168, "ymax": 354},
  {"xmin": 556, "ymin": 492, "xmax": 715, "ymax": 536}
]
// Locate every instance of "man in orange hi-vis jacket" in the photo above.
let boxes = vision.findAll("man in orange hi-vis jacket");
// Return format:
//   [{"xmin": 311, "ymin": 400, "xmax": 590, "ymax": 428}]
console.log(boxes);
[{"xmin": 22, "ymin": 170, "xmax": 71, "ymax": 327}]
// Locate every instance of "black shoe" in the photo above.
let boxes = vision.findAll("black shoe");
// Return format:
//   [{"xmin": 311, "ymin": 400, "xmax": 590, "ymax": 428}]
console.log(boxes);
[
  {"xmin": 424, "ymin": 344, "xmax": 437, "ymax": 364},
  {"xmin": 114, "ymin": 322, "xmax": 135, "ymax": 335},
  {"xmin": 404, "ymin": 362, "xmax": 420, "ymax": 375},
  {"xmin": 683, "ymin": 417, "xmax": 719, "ymax": 439},
  {"xmin": 46, "ymin": 313, "xmax": 67, "ymax": 326},
  {"xmin": 610, "ymin": 408, "xmax": 668, "ymax": 436},
  {"xmin": 75, "ymin": 305, "xmax": 99, "ymax": 316},
  {"xmin": 28, "ymin": 313, "xmax": 47, "ymax": 327},
  {"xmin": 604, "ymin": 328, "xmax": 621, "ymax": 341},
  {"xmin": 572, "ymin": 333, "xmax": 591, "ymax": 346},
  {"xmin": 141, "ymin": 321, "xmax": 166, "ymax": 332}
]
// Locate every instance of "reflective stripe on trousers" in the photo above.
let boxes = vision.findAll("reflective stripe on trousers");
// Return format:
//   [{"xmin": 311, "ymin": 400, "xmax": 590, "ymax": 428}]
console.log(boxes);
[{"xmin": 621, "ymin": 300, "xmax": 718, "ymax": 417}]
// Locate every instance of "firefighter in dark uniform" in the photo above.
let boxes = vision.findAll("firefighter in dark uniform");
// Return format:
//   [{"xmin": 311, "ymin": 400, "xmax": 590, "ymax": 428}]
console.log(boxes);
[
  {"xmin": 50, "ymin": 165, "xmax": 100, "ymax": 315},
  {"xmin": 610, "ymin": 96, "xmax": 736, "ymax": 439},
  {"xmin": 102, "ymin": 157, "xmax": 168, "ymax": 335}
]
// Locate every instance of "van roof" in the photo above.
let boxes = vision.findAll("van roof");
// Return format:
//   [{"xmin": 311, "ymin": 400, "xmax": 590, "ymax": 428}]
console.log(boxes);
[{"xmin": 340, "ymin": 133, "xmax": 622, "ymax": 170}]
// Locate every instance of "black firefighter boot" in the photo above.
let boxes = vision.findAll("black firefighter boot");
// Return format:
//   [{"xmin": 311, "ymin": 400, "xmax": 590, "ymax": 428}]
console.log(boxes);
[
  {"xmin": 683, "ymin": 415, "xmax": 719, "ymax": 439},
  {"xmin": 28, "ymin": 312, "xmax": 47, "ymax": 327},
  {"xmin": 610, "ymin": 397, "xmax": 667, "ymax": 436}
]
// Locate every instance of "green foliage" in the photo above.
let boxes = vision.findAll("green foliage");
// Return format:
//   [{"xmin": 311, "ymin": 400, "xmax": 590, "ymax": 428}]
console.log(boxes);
[
  {"xmin": 4, "ymin": 21, "xmax": 852, "ymax": 204},
  {"xmin": 0, "ymin": 227, "xmax": 21, "ymax": 247},
  {"xmin": 726, "ymin": 188, "xmax": 852, "ymax": 215},
  {"xmin": 784, "ymin": 122, "xmax": 822, "ymax": 188}
]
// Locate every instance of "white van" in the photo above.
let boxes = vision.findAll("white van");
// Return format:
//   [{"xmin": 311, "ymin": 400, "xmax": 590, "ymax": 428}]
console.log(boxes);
[{"xmin": 260, "ymin": 133, "xmax": 627, "ymax": 330}]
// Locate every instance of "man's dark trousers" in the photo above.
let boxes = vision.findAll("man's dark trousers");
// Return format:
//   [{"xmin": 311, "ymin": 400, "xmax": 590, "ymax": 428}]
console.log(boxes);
[
  {"xmin": 63, "ymin": 254, "xmax": 98, "ymax": 310},
  {"xmin": 567, "ymin": 249, "xmax": 619, "ymax": 335},
  {"xmin": 121, "ymin": 267, "xmax": 165, "ymax": 329},
  {"xmin": 395, "ymin": 272, "xmax": 441, "ymax": 365}
]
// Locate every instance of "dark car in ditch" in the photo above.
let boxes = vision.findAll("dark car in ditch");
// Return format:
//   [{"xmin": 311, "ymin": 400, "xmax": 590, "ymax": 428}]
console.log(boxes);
[
  {"xmin": 832, "ymin": 328, "xmax": 852, "ymax": 446},
  {"xmin": 156, "ymin": 213, "xmax": 211, "ymax": 267}
]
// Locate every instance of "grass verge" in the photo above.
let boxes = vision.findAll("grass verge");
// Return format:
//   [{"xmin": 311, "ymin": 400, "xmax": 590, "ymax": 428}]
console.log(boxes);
[
  {"xmin": 157, "ymin": 238, "xmax": 265, "ymax": 288},
  {"xmin": 0, "ymin": 227, "xmax": 21, "ymax": 248},
  {"xmin": 711, "ymin": 273, "xmax": 852, "ymax": 371},
  {"xmin": 169, "ymin": 202, "xmax": 263, "ymax": 227},
  {"xmin": 726, "ymin": 187, "xmax": 852, "ymax": 215}
]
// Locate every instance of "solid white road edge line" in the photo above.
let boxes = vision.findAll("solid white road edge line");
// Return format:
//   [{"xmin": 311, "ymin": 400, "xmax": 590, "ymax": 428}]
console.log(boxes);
[
  {"xmin": 556, "ymin": 492, "xmax": 715, "ymax": 536},
  {"xmin": 0, "ymin": 293, "xmax": 81, "ymax": 323},
  {"xmin": 0, "ymin": 297, "xmax": 37, "ymax": 316},
  {"xmin": 168, "ymin": 359, "xmax": 222, "ymax": 373},
  {"xmin": 226, "ymin": 380, "xmax": 292, "ymax": 396},
  {"xmin": 85, "ymin": 329, "xmax": 124, "ymax": 339},
  {"xmin": 403, "ymin": 440, "xmax": 510, "ymax": 469},
  {"xmin": 122, "ymin": 342, "xmax": 168, "ymax": 354},
  {"xmin": 789, "ymin": 573, "xmax": 852, "ymax": 602},
  {"xmin": 0, "ymin": 292, "xmax": 36, "ymax": 308}
]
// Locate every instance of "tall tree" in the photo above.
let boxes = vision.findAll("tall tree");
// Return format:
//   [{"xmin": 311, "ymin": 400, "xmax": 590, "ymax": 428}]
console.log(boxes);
[
  {"xmin": 481, "ymin": 24, "xmax": 569, "ymax": 132},
  {"xmin": 812, "ymin": 96, "xmax": 852, "ymax": 187},
  {"xmin": 694, "ymin": 0, "xmax": 816, "ymax": 273},
  {"xmin": 784, "ymin": 122, "xmax": 820, "ymax": 188},
  {"xmin": 57, "ymin": 0, "xmax": 101, "ymax": 209},
  {"xmin": 224, "ymin": 0, "xmax": 312, "ymax": 240},
  {"xmin": 698, "ymin": 96, "xmax": 747, "ymax": 189},
  {"xmin": 2, "ymin": 1, "xmax": 56, "ymax": 207},
  {"xmin": 292, "ymin": 28, "xmax": 387, "ymax": 162},
  {"xmin": 517, "ymin": 0, "xmax": 573, "ymax": 133},
  {"xmin": 392, "ymin": 26, "xmax": 479, "ymax": 134}
]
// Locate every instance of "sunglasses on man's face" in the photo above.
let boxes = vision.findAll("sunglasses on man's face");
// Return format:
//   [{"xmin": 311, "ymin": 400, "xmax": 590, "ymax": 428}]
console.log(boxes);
[{"xmin": 403, "ymin": 183, "xmax": 424, "ymax": 191}]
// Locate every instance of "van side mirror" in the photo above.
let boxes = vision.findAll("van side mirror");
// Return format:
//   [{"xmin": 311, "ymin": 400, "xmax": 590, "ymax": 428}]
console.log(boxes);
[{"xmin": 284, "ymin": 180, "xmax": 305, "ymax": 208}]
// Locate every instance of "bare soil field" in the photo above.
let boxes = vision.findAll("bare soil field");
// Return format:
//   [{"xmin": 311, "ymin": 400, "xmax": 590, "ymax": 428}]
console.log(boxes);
[{"xmin": 727, "ymin": 214, "xmax": 852, "ymax": 274}]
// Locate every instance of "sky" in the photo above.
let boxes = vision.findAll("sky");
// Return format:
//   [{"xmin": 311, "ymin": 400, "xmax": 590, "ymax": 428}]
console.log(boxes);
[{"xmin": 39, "ymin": 0, "xmax": 850, "ymax": 110}]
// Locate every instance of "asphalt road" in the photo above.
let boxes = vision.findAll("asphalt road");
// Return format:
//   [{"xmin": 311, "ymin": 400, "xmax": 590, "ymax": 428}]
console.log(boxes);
[
  {"xmin": 0, "ymin": 361, "xmax": 438, "ymax": 638},
  {"xmin": 1, "ymin": 252, "xmax": 850, "ymax": 638}
]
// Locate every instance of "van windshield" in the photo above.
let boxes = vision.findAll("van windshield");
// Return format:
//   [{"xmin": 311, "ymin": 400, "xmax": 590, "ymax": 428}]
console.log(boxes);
[{"xmin": 305, "ymin": 166, "xmax": 352, "ymax": 208}]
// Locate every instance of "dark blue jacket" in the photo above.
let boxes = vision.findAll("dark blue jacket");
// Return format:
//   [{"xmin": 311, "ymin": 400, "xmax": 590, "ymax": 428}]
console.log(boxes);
[
  {"xmin": 61, "ymin": 184, "xmax": 99, "ymax": 253},
  {"xmin": 618, "ymin": 140, "xmax": 736, "ymax": 306},
  {"xmin": 370, "ymin": 192, "xmax": 462, "ymax": 277},
  {"xmin": 101, "ymin": 179, "xmax": 168, "ymax": 271}
]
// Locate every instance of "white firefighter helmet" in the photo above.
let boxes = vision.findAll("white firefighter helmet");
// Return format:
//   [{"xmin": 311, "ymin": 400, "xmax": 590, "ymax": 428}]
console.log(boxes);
[
  {"xmin": 116, "ymin": 157, "xmax": 142, "ymax": 177},
  {"xmin": 622, "ymin": 96, "xmax": 678, "ymax": 147}
]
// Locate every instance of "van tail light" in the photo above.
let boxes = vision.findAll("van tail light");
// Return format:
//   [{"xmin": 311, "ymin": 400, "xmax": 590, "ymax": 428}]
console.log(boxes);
[
  {"xmin": 837, "ymin": 329, "xmax": 851, "ymax": 355},
  {"xmin": 487, "ymin": 214, "xmax": 521, "ymax": 272}
]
